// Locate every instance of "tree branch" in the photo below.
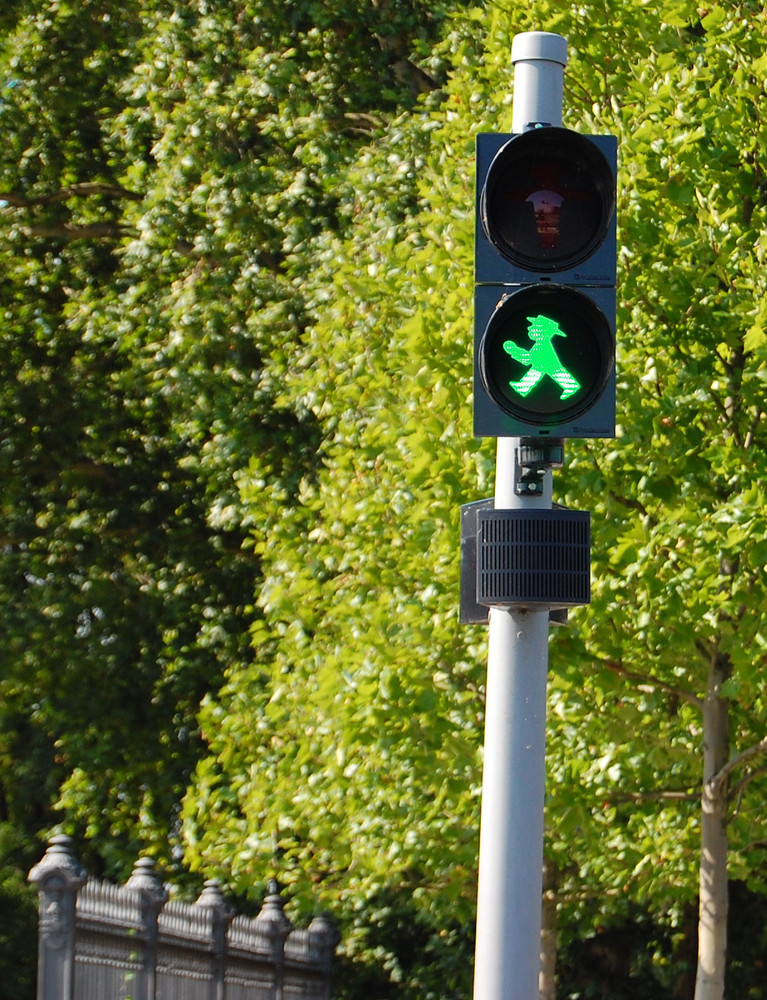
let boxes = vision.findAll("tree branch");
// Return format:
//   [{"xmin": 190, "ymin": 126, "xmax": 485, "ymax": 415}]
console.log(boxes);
[
  {"xmin": 744, "ymin": 409, "xmax": 762, "ymax": 449},
  {"xmin": 608, "ymin": 490, "xmax": 651, "ymax": 518},
  {"xmin": 1, "ymin": 182, "xmax": 142, "ymax": 207},
  {"xmin": 609, "ymin": 788, "xmax": 698, "ymax": 804},
  {"xmin": 730, "ymin": 764, "xmax": 767, "ymax": 814},
  {"xmin": 709, "ymin": 736, "xmax": 767, "ymax": 797},
  {"xmin": 22, "ymin": 222, "xmax": 126, "ymax": 241},
  {"xmin": 601, "ymin": 657, "xmax": 702, "ymax": 709},
  {"xmin": 545, "ymin": 886, "xmax": 623, "ymax": 905}
]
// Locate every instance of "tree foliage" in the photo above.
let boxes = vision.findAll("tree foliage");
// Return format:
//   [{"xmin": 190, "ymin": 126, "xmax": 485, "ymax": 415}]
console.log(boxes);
[
  {"xmin": 0, "ymin": 0, "xmax": 453, "ymax": 892},
  {"xmin": 181, "ymin": 1, "xmax": 767, "ymax": 995}
]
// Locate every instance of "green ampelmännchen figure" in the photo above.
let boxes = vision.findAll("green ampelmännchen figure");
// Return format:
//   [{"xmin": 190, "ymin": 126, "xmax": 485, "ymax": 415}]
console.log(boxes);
[{"xmin": 503, "ymin": 315, "xmax": 581, "ymax": 400}]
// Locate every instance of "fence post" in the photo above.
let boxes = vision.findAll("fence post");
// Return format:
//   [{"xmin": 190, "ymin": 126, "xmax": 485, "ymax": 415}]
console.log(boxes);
[
  {"xmin": 307, "ymin": 914, "xmax": 341, "ymax": 1000},
  {"xmin": 254, "ymin": 881, "xmax": 292, "ymax": 1000},
  {"xmin": 28, "ymin": 835, "xmax": 87, "ymax": 1000},
  {"xmin": 195, "ymin": 879, "xmax": 232, "ymax": 1000},
  {"xmin": 125, "ymin": 857, "xmax": 169, "ymax": 1000}
]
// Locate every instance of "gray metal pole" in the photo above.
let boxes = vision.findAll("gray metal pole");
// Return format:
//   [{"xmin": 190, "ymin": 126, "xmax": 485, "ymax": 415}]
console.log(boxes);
[{"xmin": 472, "ymin": 32, "xmax": 568, "ymax": 1000}]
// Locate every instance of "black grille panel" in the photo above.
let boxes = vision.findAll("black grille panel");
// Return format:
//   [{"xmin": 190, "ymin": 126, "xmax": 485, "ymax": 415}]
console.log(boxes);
[{"xmin": 477, "ymin": 509, "xmax": 590, "ymax": 609}]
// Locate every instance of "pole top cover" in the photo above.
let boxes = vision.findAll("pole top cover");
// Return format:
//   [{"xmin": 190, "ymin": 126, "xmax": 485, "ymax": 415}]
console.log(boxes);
[{"xmin": 511, "ymin": 31, "xmax": 568, "ymax": 67}]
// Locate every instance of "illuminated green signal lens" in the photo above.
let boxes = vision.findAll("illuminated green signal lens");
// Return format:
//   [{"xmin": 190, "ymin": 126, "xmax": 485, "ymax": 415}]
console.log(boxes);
[
  {"xmin": 501, "ymin": 315, "xmax": 582, "ymax": 400},
  {"xmin": 479, "ymin": 286, "xmax": 612, "ymax": 425}
]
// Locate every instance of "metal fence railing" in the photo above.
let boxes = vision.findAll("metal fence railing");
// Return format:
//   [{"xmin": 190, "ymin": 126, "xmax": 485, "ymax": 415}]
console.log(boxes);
[{"xmin": 29, "ymin": 836, "xmax": 337, "ymax": 1000}]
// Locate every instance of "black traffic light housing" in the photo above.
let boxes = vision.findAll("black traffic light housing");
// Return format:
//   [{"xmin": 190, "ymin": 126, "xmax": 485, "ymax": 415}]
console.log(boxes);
[{"xmin": 474, "ymin": 127, "xmax": 617, "ymax": 439}]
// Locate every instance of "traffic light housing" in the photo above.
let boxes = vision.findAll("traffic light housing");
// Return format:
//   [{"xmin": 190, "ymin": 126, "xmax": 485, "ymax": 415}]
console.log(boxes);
[{"xmin": 474, "ymin": 127, "xmax": 617, "ymax": 438}]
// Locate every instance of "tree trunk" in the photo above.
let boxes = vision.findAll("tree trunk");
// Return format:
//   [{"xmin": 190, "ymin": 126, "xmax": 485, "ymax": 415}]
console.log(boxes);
[
  {"xmin": 694, "ymin": 652, "xmax": 730, "ymax": 1000},
  {"xmin": 539, "ymin": 858, "xmax": 558, "ymax": 1000}
]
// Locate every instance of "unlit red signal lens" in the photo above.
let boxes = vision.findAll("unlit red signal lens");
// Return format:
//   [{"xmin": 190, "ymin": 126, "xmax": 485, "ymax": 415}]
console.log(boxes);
[{"xmin": 481, "ymin": 127, "xmax": 615, "ymax": 272}]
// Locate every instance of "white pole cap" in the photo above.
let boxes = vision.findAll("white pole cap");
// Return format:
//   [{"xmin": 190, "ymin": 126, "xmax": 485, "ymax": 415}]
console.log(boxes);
[
  {"xmin": 510, "ymin": 31, "xmax": 568, "ymax": 130},
  {"xmin": 511, "ymin": 31, "xmax": 568, "ymax": 67}
]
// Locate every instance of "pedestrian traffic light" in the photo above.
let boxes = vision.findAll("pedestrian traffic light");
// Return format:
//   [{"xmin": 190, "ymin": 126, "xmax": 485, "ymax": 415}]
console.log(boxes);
[{"xmin": 474, "ymin": 127, "xmax": 617, "ymax": 438}]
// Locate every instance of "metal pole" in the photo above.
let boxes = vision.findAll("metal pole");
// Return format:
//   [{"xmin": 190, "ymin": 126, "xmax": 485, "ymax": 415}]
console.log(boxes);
[{"xmin": 472, "ymin": 32, "xmax": 568, "ymax": 1000}]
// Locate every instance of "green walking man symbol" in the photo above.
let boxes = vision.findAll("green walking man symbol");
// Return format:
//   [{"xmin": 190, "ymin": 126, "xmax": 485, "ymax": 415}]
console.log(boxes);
[{"xmin": 503, "ymin": 314, "xmax": 581, "ymax": 400}]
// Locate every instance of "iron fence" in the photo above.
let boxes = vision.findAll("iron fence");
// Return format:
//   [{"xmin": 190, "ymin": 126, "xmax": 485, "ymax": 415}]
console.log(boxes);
[{"xmin": 29, "ymin": 836, "xmax": 337, "ymax": 1000}]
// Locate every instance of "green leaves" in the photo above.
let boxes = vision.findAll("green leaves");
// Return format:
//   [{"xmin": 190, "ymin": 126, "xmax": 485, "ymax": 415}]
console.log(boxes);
[
  {"xmin": 0, "ymin": 0, "xmax": 453, "ymax": 888},
  {"xmin": 6, "ymin": 1, "xmax": 767, "ymax": 995},
  {"xmin": 178, "ymin": 5, "xmax": 767, "ymax": 993}
]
